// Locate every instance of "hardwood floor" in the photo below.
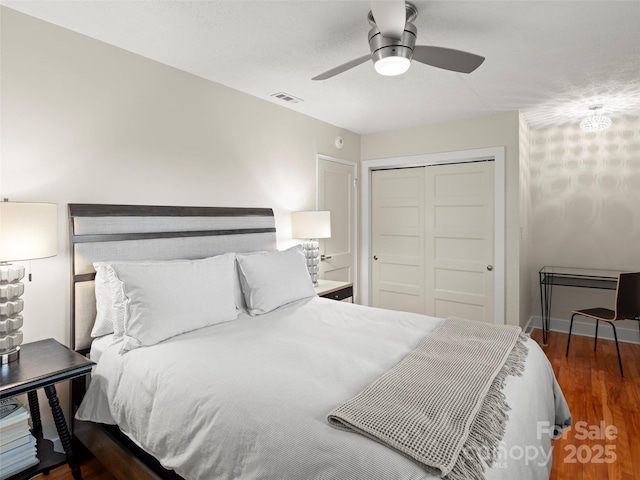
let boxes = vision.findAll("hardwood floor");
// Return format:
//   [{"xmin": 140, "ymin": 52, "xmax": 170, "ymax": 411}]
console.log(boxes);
[
  {"xmin": 48, "ymin": 329, "xmax": 639, "ymax": 480},
  {"xmin": 44, "ymin": 457, "xmax": 115, "ymax": 480},
  {"xmin": 531, "ymin": 328, "xmax": 640, "ymax": 480}
]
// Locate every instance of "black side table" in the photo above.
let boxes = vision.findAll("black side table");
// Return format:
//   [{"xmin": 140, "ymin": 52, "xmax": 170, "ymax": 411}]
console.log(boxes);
[
  {"xmin": 315, "ymin": 280, "xmax": 354, "ymax": 302},
  {"xmin": 0, "ymin": 339, "xmax": 94, "ymax": 480}
]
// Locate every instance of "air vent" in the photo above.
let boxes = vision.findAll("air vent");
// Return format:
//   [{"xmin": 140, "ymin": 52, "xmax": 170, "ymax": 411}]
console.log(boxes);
[{"xmin": 270, "ymin": 92, "xmax": 303, "ymax": 104}]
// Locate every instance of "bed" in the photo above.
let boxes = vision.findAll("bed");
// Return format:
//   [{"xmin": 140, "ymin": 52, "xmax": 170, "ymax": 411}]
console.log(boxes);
[{"xmin": 69, "ymin": 203, "xmax": 571, "ymax": 480}]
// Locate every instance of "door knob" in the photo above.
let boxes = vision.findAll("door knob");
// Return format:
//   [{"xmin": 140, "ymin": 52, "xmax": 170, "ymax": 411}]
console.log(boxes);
[
  {"xmin": 321, "ymin": 255, "xmax": 332, "ymax": 261},
  {"xmin": 487, "ymin": 265, "xmax": 493, "ymax": 271},
  {"xmin": 373, "ymin": 255, "xmax": 379, "ymax": 261}
]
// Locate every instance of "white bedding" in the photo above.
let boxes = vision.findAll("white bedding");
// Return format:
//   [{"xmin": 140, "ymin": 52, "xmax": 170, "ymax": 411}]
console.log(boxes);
[
  {"xmin": 89, "ymin": 333, "xmax": 116, "ymax": 364},
  {"xmin": 77, "ymin": 297, "xmax": 570, "ymax": 480}
]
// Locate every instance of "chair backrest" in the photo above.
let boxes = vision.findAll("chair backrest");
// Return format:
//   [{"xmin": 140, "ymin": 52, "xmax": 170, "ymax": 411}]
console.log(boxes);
[{"xmin": 614, "ymin": 272, "xmax": 640, "ymax": 320}]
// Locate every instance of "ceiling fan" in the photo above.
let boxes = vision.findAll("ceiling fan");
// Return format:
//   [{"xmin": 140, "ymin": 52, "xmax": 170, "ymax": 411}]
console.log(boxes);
[{"xmin": 312, "ymin": 1, "xmax": 485, "ymax": 80}]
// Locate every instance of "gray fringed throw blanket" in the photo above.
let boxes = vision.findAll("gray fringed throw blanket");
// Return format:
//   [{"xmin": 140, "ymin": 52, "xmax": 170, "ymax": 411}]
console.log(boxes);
[{"xmin": 328, "ymin": 316, "xmax": 529, "ymax": 480}]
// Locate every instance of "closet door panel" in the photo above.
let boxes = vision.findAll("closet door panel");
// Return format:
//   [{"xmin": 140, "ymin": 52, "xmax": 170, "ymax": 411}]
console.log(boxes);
[
  {"xmin": 371, "ymin": 168, "xmax": 425, "ymax": 314},
  {"xmin": 425, "ymin": 161, "xmax": 494, "ymax": 323}
]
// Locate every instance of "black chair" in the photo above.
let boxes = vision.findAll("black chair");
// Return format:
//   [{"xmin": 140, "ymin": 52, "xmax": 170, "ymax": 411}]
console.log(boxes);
[{"xmin": 566, "ymin": 272, "xmax": 640, "ymax": 377}]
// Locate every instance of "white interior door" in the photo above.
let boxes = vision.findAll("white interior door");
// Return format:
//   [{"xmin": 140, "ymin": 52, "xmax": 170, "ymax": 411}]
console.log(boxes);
[
  {"xmin": 424, "ymin": 161, "xmax": 494, "ymax": 323},
  {"xmin": 371, "ymin": 168, "xmax": 425, "ymax": 313},
  {"xmin": 371, "ymin": 161, "xmax": 495, "ymax": 322},
  {"xmin": 317, "ymin": 156, "xmax": 356, "ymax": 285}
]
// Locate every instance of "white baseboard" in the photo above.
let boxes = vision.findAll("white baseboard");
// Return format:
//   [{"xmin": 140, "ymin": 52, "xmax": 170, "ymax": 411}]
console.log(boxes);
[{"xmin": 525, "ymin": 316, "xmax": 640, "ymax": 345}]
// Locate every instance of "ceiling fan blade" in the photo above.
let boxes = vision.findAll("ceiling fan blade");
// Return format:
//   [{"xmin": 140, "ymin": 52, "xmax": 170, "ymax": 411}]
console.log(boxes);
[
  {"xmin": 370, "ymin": 0, "xmax": 406, "ymax": 39},
  {"xmin": 312, "ymin": 54, "xmax": 372, "ymax": 81},
  {"xmin": 412, "ymin": 45, "xmax": 485, "ymax": 73}
]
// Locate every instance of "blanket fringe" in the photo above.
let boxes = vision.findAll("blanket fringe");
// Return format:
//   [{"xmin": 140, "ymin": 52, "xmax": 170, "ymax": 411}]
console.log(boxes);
[{"xmin": 444, "ymin": 333, "xmax": 529, "ymax": 480}]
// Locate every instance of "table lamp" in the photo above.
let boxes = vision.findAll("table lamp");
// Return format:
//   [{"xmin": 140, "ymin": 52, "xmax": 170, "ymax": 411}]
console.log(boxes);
[
  {"xmin": 0, "ymin": 201, "xmax": 58, "ymax": 364},
  {"xmin": 291, "ymin": 211, "xmax": 331, "ymax": 286}
]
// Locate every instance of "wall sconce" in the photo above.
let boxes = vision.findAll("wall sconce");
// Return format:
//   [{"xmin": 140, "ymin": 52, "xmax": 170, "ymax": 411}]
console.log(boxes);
[
  {"xmin": 291, "ymin": 211, "xmax": 331, "ymax": 286},
  {"xmin": 0, "ymin": 201, "xmax": 58, "ymax": 363}
]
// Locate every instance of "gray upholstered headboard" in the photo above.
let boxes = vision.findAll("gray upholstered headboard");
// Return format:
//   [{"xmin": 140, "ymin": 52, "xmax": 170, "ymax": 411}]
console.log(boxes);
[{"xmin": 69, "ymin": 204, "xmax": 276, "ymax": 351}]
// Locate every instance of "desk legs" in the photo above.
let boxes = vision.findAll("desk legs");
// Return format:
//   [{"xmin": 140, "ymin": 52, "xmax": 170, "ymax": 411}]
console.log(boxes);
[
  {"xmin": 44, "ymin": 384, "xmax": 83, "ymax": 480},
  {"xmin": 539, "ymin": 275, "xmax": 552, "ymax": 346}
]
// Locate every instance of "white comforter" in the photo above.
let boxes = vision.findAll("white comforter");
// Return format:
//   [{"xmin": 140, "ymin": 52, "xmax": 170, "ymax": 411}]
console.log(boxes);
[{"xmin": 77, "ymin": 297, "xmax": 570, "ymax": 480}]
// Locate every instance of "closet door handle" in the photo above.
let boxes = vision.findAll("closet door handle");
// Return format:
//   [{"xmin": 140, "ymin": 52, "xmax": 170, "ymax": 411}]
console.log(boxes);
[
  {"xmin": 373, "ymin": 255, "xmax": 379, "ymax": 261},
  {"xmin": 487, "ymin": 265, "xmax": 493, "ymax": 271}
]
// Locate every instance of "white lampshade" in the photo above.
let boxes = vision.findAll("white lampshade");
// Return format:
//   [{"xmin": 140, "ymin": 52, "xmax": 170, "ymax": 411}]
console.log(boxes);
[
  {"xmin": 291, "ymin": 211, "xmax": 331, "ymax": 239},
  {"xmin": 0, "ymin": 202, "xmax": 58, "ymax": 262}
]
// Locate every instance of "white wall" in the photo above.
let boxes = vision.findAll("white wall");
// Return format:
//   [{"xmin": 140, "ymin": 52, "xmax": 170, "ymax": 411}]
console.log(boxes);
[
  {"xmin": 0, "ymin": 7, "xmax": 360, "ymax": 347},
  {"xmin": 361, "ymin": 111, "xmax": 524, "ymax": 326},
  {"xmin": 529, "ymin": 115, "xmax": 640, "ymax": 332}
]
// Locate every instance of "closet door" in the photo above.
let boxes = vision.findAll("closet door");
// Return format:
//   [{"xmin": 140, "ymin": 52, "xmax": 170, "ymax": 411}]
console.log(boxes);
[
  {"xmin": 371, "ymin": 161, "xmax": 494, "ymax": 323},
  {"xmin": 371, "ymin": 168, "xmax": 425, "ymax": 313},
  {"xmin": 424, "ymin": 161, "xmax": 494, "ymax": 323}
]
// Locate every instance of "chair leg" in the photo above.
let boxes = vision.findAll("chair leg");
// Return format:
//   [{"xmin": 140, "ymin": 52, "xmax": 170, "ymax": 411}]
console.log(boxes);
[
  {"xmin": 594, "ymin": 319, "xmax": 599, "ymax": 351},
  {"xmin": 610, "ymin": 323, "xmax": 624, "ymax": 378},
  {"xmin": 566, "ymin": 313, "xmax": 577, "ymax": 356}
]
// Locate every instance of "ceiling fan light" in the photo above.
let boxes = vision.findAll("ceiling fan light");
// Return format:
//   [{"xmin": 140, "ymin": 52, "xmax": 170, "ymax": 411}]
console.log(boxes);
[{"xmin": 374, "ymin": 56, "xmax": 411, "ymax": 76}]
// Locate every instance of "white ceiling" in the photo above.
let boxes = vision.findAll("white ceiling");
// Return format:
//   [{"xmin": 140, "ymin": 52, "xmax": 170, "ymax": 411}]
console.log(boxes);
[{"xmin": 3, "ymin": 0, "xmax": 640, "ymax": 134}]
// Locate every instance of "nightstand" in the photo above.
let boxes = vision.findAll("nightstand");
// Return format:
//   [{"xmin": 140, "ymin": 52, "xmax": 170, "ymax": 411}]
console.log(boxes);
[
  {"xmin": 0, "ymin": 339, "xmax": 94, "ymax": 480},
  {"xmin": 315, "ymin": 279, "xmax": 354, "ymax": 302}
]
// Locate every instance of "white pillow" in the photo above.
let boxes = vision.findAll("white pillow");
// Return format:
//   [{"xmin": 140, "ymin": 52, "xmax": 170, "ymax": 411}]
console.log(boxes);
[
  {"xmin": 231, "ymin": 250, "xmax": 268, "ymax": 313},
  {"xmin": 91, "ymin": 263, "xmax": 116, "ymax": 337},
  {"xmin": 93, "ymin": 259, "xmax": 176, "ymax": 339},
  {"xmin": 93, "ymin": 254, "xmax": 249, "ymax": 338},
  {"xmin": 109, "ymin": 254, "xmax": 238, "ymax": 353},
  {"xmin": 236, "ymin": 245, "xmax": 316, "ymax": 315},
  {"xmin": 233, "ymin": 259, "xmax": 248, "ymax": 313},
  {"xmin": 106, "ymin": 265, "xmax": 127, "ymax": 339}
]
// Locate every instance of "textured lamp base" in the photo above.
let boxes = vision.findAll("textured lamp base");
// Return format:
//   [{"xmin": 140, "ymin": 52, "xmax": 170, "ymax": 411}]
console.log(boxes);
[
  {"xmin": 301, "ymin": 240, "xmax": 320, "ymax": 286},
  {"xmin": 0, "ymin": 263, "xmax": 25, "ymax": 364},
  {"xmin": 1, "ymin": 346, "xmax": 20, "ymax": 364}
]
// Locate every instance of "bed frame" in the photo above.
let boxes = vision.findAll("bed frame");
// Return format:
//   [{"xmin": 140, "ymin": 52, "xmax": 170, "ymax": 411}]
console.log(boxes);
[{"xmin": 69, "ymin": 203, "xmax": 277, "ymax": 479}]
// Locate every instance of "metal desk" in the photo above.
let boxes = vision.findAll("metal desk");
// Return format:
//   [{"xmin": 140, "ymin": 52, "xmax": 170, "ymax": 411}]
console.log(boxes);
[{"xmin": 538, "ymin": 266, "xmax": 620, "ymax": 345}]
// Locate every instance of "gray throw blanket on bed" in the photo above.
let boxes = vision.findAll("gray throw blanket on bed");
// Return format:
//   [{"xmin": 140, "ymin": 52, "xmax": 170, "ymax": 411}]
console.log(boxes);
[{"xmin": 328, "ymin": 316, "xmax": 529, "ymax": 480}]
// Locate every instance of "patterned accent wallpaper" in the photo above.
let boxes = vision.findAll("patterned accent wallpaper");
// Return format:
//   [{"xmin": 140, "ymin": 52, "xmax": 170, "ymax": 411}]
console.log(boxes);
[
  {"xmin": 530, "ymin": 115, "xmax": 640, "ymax": 273},
  {"xmin": 519, "ymin": 114, "xmax": 533, "ymax": 325}
]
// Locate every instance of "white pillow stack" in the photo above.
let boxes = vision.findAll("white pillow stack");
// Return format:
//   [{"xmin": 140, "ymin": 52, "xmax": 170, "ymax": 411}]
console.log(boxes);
[{"xmin": 90, "ymin": 245, "xmax": 317, "ymax": 353}]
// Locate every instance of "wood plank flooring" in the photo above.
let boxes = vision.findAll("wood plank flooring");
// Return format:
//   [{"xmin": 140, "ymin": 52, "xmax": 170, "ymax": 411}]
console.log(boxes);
[
  {"xmin": 40, "ymin": 457, "xmax": 114, "ymax": 480},
  {"xmin": 48, "ymin": 328, "xmax": 640, "ymax": 480},
  {"xmin": 532, "ymin": 329, "xmax": 640, "ymax": 480}
]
